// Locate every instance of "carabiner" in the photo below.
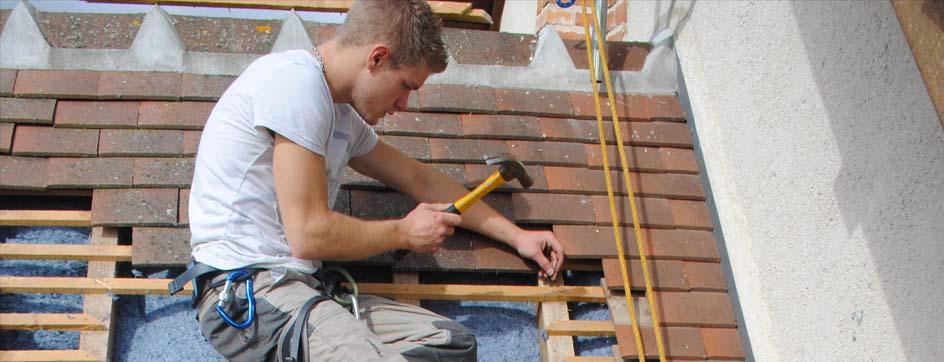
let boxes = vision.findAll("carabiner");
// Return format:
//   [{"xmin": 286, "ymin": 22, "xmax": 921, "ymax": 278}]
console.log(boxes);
[
  {"xmin": 215, "ymin": 270, "xmax": 256, "ymax": 329},
  {"xmin": 349, "ymin": 294, "xmax": 361, "ymax": 320},
  {"xmin": 557, "ymin": 0, "xmax": 576, "ymax": 9}
]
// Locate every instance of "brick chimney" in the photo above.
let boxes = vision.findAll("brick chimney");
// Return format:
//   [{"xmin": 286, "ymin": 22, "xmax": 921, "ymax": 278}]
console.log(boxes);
[{"xmin": 536, "ymin": 0, "xmax": 628, "ymax": 41}]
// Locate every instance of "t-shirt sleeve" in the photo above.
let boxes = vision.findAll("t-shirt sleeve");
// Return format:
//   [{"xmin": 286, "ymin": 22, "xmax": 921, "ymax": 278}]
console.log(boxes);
[
  {"xmin": 250, "ymin": 63, "xmax": 331, "ymax": 156},
  {"xmin": 347, "ymin": 110, "xmax": 379, "ymax": 159}
]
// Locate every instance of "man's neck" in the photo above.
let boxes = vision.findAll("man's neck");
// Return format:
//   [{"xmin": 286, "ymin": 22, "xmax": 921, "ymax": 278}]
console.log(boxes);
[{"xmin": 316, "ymin": 41, "xmax": 354, "ymax": 103}]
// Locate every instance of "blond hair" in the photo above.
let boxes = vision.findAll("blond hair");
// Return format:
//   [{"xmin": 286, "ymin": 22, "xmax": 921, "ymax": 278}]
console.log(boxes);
[{"xmin": 335, "ymin": 0, "xmax": 449, "ymax": 73}]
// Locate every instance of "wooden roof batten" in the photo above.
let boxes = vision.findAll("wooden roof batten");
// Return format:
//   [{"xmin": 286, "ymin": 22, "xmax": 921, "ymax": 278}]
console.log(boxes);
[{"xmin": 86, "ymin": 0, "xmax": 494, "ymax": 24}]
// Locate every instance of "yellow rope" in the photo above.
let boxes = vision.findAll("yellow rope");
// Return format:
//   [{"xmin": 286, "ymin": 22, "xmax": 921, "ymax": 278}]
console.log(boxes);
[{"xmin": 579, "ymin": 1, "xmax": 668, "ymax": 361}]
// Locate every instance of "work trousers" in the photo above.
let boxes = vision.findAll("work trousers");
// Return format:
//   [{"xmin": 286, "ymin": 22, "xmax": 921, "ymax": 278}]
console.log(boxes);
[{"xmin": 196, "ymin": 269, "xmax": 477, "ymax": 362}]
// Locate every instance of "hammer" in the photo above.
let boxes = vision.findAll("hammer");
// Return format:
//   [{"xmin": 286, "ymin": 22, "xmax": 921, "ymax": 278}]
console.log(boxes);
[{"xmin": 391, "ymin": 153, "xmax": 533, "ymax": 260}]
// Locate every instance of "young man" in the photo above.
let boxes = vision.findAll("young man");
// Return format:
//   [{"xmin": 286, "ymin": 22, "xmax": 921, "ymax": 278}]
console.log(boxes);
[{"xmin": 184, "ymin": 1, "xmax": 565, "ymax": 361}]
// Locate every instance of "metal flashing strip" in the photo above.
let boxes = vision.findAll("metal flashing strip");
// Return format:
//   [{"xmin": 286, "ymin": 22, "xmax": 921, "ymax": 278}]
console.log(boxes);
[{"xmin": 676, "ymin": 52, "xmax": 756, "ymax": 362}]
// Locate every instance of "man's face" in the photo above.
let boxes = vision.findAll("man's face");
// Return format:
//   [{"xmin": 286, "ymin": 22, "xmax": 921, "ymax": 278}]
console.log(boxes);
[{"xmin": 351, "ymin": 62, "xmax": 432, "ymax": 126}]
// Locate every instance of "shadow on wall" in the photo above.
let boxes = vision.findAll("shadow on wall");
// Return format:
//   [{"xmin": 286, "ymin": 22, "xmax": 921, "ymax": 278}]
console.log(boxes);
[
  {"xmin": 792, "ymin": 1, "xmax": 944, "ymax": 361},
  {"xmin": 652, "ymin": 0, "xmax": 696, "ymax": 44}
]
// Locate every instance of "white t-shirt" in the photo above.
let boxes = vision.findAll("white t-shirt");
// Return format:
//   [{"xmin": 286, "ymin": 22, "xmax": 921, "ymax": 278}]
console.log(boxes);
[{"xmin": 189, "ymin": 49, "xmax": 378, "ymax": 273}]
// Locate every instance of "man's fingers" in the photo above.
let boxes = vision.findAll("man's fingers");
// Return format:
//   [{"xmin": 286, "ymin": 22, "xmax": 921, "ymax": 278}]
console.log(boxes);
[
  {"xmin": 530, "ymin": 252, "xmax": 554, "ymax": 278},
  {"xmin": 437, "ymin": 212, "xmax": 462, "ymax": 226},
  {"xmin": 421, "ymin": 202, "xmax": 450, "ymax": 211}
]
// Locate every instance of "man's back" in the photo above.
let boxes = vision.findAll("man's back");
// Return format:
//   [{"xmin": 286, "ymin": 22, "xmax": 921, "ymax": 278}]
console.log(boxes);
[{"xmin": 189, "ymin": 49, "xmax": 376, "ymax": 273}]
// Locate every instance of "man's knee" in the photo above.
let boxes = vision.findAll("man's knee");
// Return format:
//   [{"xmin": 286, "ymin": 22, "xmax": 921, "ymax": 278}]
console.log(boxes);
[{"xmin": 400, "ymin": 320, "xmax": 477, "ymax": 362}]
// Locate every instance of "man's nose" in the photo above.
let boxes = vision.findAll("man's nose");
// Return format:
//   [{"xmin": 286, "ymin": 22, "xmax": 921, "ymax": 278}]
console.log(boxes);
[{"xmin": 394, "ymin": 94, "xmax": 409, "ymax": 111}]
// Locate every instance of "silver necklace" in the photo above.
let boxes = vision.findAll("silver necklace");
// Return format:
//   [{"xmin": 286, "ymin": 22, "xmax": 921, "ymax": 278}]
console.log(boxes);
[{"xmin": 312, "ymin": 46, "xmax": 326, "ymax": 77}]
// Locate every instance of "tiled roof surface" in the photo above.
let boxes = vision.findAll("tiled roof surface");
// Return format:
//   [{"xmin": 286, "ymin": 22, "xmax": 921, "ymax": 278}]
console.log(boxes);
[{"xmin": 0, "ymin": 9, "xmax": 743, "ymax": 361}]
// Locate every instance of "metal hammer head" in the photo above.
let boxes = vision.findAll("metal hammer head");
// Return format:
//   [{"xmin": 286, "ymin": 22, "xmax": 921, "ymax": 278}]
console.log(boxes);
[{"xmin": 485, "ymin": 153, "xmax": 533, "ymax": 188}]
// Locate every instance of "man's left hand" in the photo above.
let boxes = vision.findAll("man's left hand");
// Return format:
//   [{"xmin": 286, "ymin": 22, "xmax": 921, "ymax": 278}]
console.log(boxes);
[{"xmin": 514, "ymin": 230, "xmax": 565, "ymax": 280}]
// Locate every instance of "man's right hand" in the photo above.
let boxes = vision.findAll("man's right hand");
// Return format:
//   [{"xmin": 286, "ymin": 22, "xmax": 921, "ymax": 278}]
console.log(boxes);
[{"xmin": 398, "ymin": 203, "xmax": 462, "ymax": 253}]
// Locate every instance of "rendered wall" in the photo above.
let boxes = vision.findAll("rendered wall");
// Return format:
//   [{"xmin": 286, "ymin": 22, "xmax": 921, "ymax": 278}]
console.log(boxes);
[{"xmin": 668, "ymin": 1, "xmax": 944, "ymax": 361}]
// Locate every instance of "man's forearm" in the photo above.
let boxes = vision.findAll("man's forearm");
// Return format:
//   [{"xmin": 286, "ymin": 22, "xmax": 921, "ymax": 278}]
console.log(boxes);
[
  {"xmin": 293, "ymin": 210, "xmax": 404, "ymax": 261},
  {"xmin": 403, "ymin": 164, "xmax": 522, "ymax": 248}
]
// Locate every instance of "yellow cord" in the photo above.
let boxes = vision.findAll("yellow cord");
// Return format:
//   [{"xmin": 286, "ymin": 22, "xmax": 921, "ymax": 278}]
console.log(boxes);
[{"xmin": 579, "ymin": 1, "xmax": 668, "ymax": 361}]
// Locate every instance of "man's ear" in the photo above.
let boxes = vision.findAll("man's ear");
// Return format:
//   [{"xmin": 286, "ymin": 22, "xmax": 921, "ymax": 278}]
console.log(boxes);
[{"xmin": 367, "ymin": 44, "xmax": 391, "ymax": 72}]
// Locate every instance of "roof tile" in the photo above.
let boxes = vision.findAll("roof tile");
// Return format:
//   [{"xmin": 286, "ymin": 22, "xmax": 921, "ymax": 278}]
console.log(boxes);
[
  {"xmin": 417, "ymin": 84, "xmax": 497, "ymax": 113},
  {"xmin": 349, "ymin": 190, "xmax": 416, "ymax": 221},
  {"xmin": 586, "ymin": 144, "xmax": 664, "ymax": 172},
  {"xmin": 570, "ymin": 92, "xmax": 647, "ymax": 121},
  {"xmin": 382, "ymin": 112, "xmax": 462, "ymax": 138},
  {"xmin": 132, "ymin": 158, "xmax": 195, "ymax": 187},
  {"xmin": 655, "ymin": 291, "xmax": 737, "ymax": 327},
  {"xmin": 664, "ymin": 173, "xmax": 705, "ymax": 200},
  {"xmin": 341, "ymin": 166, "xmax": 385, "ymax": 190},
  {"xmin": 182, "ymin": 130, "xmax": 202, "ymax": 156},
  {"xmin": 306, "ymin": 24, "xmax": 338, "ymax": 45},
  {"xmin": 496, "ymin": 88, "xmax": 573, "ymax": 117},
  {"xmin": 442, "ymin": 29, "xmax": 501, "ymax": 65},
  {"xmin": 622, "ymin": 121, "xmax": 692, "ymax": 148},
  {"xmin": 645, "ymin": 95, "xmax": 686, "ymax": 122},
  {"xmin": 132, "ymin": 227, "xmax": 191, "ymax": 266},
  {"xmin": 91, "ymin": 188, "xmax": 178, "ymax": 226},
  {"xmin": 512, "ymin": 193, "xmax": 594, "ymax": 224},
  {"xmin": 0, "ymin": 156, "xmax": 48, "ymax": 190},
  {"xmin": 333, "ymin": 189, "xmax": 351, "ymax": 215},
  {"xmin": 478, "ymin": 193, "xmax": 516, "ymax": 220},
  {"xmin": 138, "ymin": 101, "xmax": 214, "ymax": 129},
  {"xmin": 540, "ymin": 117, "xmax": 603, "ymax": 143},
  {"xmin": 98, "ymin": 71, "xmax": 181, "ymax": 100},
  {"xmin": 99, "ymin": 129, "xmax": 183, "ymax": 156},
  {"xmin": 180, "ymin": 73, "xmax": 235, "ymax": 101},
  {"xmin": 381, "ymin": 135, "xmax": 430, "ymax": 161},
  {"xmin": 47, "ymin": 157, "xmax": 133, "ymax": 188},
  {"xmin": 507, "ymin": 140, "xmax": 587, "ymax": 167},
  {"xmin": 178, "ymin": 188, "xmax": 190, "ymax": 225},
  {"xmin": 14, "ymin": 70, "xmax": 100, "ymax": 99},
  {"xmin": 543, "ymin": 166, "xmax": 667, "ymax": 197},
  {"xmin": 684, "ymin": 261, "xmax": 727, "ymax": 292},
  {"xmin": 460, "ymin": 114, "xmax": 543, "ymax": 140},
  {"xmin": 700, "ymin": 327, "xmax": 745, "ymax": 360},
  {"xmin": 601, "ymin": 258, "xmax": 690, "ymax": 291},
  {"xmin": 472, "ymin": 237, "xmax": 531, "ymax": 271},
  {"xmin": 174, "ymin": 16, "xmax": 277, "ymax": 54},
  {"xmin": 0, "ymin": 69, "xmax": 15, "ymax": 96},
  {"xmin": 36, "ymin": 12, "xmax": 141, "ymax": 49},
  {"xmin": 660, "ymin": 147, "xmax": 699, "ymax": 174},
  {"xmin": 432, "ymin": 164, "xmax": 467, "ymax": 188},
  {"xmin": 394, "ymin": 229, "xmax": 475, "ymax": 271},
  {"xmin": 54, "ymin": 101, "xmax": 139, "ymax": 128},
  {"xmin": 497, "ymin": 32, "xmax": 537, "ymax": 67},
  {"xmin": 592, "ymin": 196, "xmax": 674, "ymax": 228},
  {"xmin": 551, "ymin": 225, "xmax": 719, "ymax": 262},
  {"xmin": 0, "ymin": 98, "xmax": 56, "ymax": 124},
  {"xmin": 0, "ymin": 123, "xmax": 12, "ymax": 153},
  {"xmin": 615, "ymin": 325, "xmax": 707, "ymax": 360},
  {"xmin": 429, "ymin": 138, "xmax": 507, "ymax": 163},
  {"xmin": 669, "ymin": 199, "xmax": 713, "ymax": 230},
  {"xmin": 12, "ymin": 126, "xmax": 99, "ymax": 157},
  {"xmin": 465, "ymin": 163, "xmax": 546, "ymax": 191},
  {"xmin": 0, "ymin": 123, "xmax": 13, "ymax": 153}
]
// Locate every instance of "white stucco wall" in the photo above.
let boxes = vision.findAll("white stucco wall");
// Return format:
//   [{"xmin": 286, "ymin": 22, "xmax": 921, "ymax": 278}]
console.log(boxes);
[
  {"xmin": 669, "ymin": 1, "xmax": 944, "ymax": 361},
  {"xmin": 499, "ymin": 0, "xmax": 537, "ymax": 34}
]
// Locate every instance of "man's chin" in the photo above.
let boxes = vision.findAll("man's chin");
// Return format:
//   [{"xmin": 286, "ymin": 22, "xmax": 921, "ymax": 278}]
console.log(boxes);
[{"xmin": 364, "ymin": 115, "xmax": 382, "ymax": 126}]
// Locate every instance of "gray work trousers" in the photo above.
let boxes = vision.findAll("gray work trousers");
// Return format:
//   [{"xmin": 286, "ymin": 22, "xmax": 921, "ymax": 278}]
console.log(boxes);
[{"xmin": 196, "ymin": 269, "xmax": 477, "ymax": 362}]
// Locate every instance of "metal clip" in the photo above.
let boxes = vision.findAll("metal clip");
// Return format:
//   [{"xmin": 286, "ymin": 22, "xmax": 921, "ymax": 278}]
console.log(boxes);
[
  {"xmin": 218, "ymin": 277, "xmax": 234, "ymax": 307},
  {"xmin": 349, "ymin": 294, "xmax": 361, "ymax": 320}
]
